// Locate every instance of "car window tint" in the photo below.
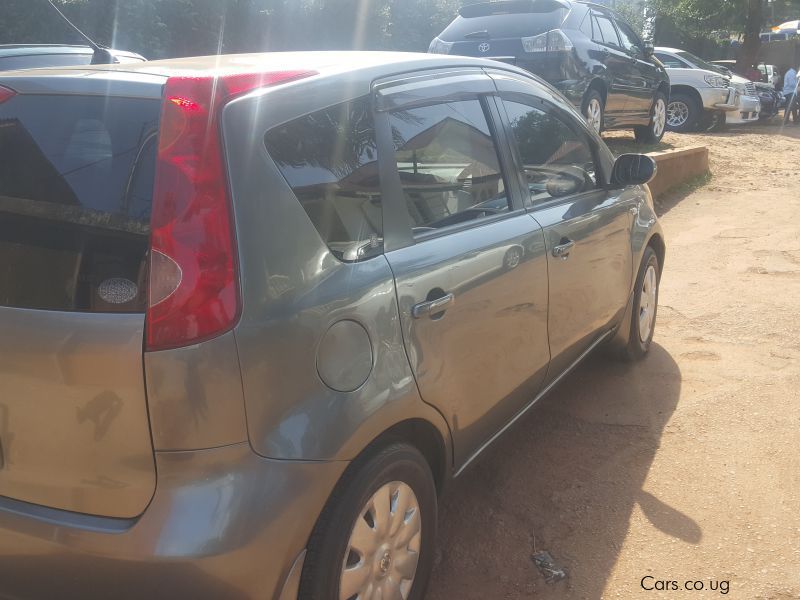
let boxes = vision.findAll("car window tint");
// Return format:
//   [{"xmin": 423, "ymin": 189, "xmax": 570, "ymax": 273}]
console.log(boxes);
[
  {"xmin": 503, "ymin": 100, "xmax": 597, "ymax": 206},
  {"xmin": 388, "ymin": 99, "xmax": 509, "ymax": 234},
  {"xmin": 615, "ymin": 21, "xmax": 642, "ymax": 55},
  {"xmin": 594, "ymin": 14, "xmax": 621, "ymax": 47},
  {"xmin": 655, "ymin": 53, "xmax": 686, "ymax": 69},
  {"xmin": 579, "ymin": 12, "xmax": 593, "ymax": 37},
  {"xmin": 265, "ymin": 97, "xmax": 383, "ymax": 263},
  {"xmin": 0, "ymin": 95, "xmax": 159, "ymax": 313}
]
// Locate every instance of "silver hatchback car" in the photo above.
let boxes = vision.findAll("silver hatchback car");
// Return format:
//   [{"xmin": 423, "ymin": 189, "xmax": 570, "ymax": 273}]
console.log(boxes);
[{"xmin": 0, "ymin": 52, "xmax": 664, "ymax": 600}]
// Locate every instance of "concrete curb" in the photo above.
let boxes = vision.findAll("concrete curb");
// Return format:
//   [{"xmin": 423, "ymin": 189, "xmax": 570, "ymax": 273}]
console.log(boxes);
[{"xmin": 646, "ymin": 145, "xmax": 710, "ymax": 198}]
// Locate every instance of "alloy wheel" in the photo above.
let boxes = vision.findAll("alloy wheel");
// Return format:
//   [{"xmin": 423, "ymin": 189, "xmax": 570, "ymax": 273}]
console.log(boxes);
[
  {"xmin": 667, "ymin": 100, "xmax": 690, "ymax": 128},
  {"xmin": 638, "ymin": 264, "xmax": 658, "ymax": 343},
  {"xmin": 653, "ymin": 98, "xmax": 667, "ymax": 136},
  {"xmin": 339, "ymin": 481, "xmax": 422, "ymax": 600},
  {"xmin": 586, "ymin": 98, "xmax": 602, "ymax": 133}
]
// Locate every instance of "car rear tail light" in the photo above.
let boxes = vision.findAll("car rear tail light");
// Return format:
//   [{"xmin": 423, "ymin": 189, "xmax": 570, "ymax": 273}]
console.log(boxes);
[
  {"xmin": 0, "ymin": 85, "xmax": 16, "ymax": 104},
  {"xmin": 521, "ymin": 29, "xmax": 574, "ymax": 53},
  {"xmin": 146, "ymin": 69, "xmax": 315, "ymax": 351}
]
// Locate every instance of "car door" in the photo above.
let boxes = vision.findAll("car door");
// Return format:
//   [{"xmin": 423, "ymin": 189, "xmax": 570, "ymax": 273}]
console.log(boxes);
[
  {"xmin": 591, "ymin": 11, "xmax": 637, "ymax": 119},
  {"xmin": 491, "ymin": 73, "xmax": 635, "ymax": 381},
  {"xmin": 374, "ymin": 71, "xmax": 551, "ymax": 469},
  {"xmin": 615, "ymin": 18, "xmax": 660, "ymax": 117}
]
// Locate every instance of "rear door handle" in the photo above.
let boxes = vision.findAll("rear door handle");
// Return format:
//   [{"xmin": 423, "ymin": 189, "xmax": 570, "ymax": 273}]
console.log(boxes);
[
  {"xmin": 552, "ymin": 239, "xmax": 575, "ymax": 259},
  {"xmin": 412, "ymin": 293, "xmax": 455, "ymax": 319}
]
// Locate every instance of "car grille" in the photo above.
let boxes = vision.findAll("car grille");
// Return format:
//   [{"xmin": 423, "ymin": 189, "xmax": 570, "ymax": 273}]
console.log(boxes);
[{"xmin": 745, "ymin": 82, "xmax": 758, "ymax": 98}]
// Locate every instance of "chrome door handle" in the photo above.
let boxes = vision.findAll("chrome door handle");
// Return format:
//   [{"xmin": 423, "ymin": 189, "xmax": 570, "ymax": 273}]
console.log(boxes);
[
  {"xmin": 412, "ymin": 293, "xmax": 455, "ymax": 319},
  {"xmin": 552, "ymin": 239, "xmax": 575, "ymax": 259}
]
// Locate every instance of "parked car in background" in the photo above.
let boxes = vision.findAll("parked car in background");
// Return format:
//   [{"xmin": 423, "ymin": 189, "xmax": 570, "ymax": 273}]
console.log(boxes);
[
  {"xmin": 655, "ymin": 47, "xmax": 761, "ymax": 125},
  {"xmin": 653, "ymin": 62, "xmax": 737, "ymax": 132},
  {"xmin": 753, "ymin": 81, "xmax": 784, "ymax": 120},
  {"xmin": 0, "ymin": 51, "xmax": 664, "ymax": 600},
  {"xmin": 711, "ymin": 59, "xmax": 780, "ymax": 86},
  {"xmin": 429, "ymin": 0, "xmax": 671, "ymax": 143},
  {"xmin": 0, "ymin": 44, "xmax": 145, "ymax": 71}
]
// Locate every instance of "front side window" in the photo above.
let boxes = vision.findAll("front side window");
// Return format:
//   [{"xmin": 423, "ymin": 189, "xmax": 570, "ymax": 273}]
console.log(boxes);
[
  {"xmin": 388, "ymin": 99, "xmax": 509, "ymax": 233},
  {"xmin": 503, "ymin": 100, "xmax": 597, "ymax": 206},
  {"xmin": 265, "ymin": 97, "xmax": 383, "ymax": 262},
  {"xmin": 616, "ymin": 20, "xmax": 643, "ymax": 55},
  {"xmin": 593, "ymin": 14, "xmax": 621, "ymax": 47},
  {"xmin": 655, "ymin": 53, "xmax": 687, "ymax": 69}
]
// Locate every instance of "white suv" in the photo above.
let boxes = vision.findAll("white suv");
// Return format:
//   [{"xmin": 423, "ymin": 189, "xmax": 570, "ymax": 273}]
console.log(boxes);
[{"xmin": 655, "ymin": 47, "xmax": 761, "ymax": 129}]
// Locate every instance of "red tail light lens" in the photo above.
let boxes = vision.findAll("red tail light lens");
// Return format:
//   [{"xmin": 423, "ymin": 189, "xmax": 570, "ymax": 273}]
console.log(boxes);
[
  {"xmin": 0, "ymin": 85, "xmax": 16, "ymax": 104},
  {"xmin": 146, "ymin": 69, "xmax": 315, "ymax": 351}
]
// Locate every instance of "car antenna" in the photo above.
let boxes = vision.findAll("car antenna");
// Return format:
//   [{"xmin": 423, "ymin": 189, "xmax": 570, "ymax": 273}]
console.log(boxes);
[{"xmin": 45, "ymin": 0, "xmax": 116, "ymax": 64}]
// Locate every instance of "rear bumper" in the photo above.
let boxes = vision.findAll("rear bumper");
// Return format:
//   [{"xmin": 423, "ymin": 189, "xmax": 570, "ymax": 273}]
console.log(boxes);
[{"xmin": 0, "ymin": 443, "xmax": 346, "ymax": 600}]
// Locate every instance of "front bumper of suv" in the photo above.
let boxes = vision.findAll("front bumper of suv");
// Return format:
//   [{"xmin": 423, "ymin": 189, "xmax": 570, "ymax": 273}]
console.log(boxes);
[{"xmin": 0, "ymin": 443, "xmax": 346, "ymax": 600}]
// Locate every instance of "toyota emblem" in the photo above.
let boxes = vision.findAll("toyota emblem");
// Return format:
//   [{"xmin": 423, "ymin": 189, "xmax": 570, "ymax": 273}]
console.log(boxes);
[{"xmin": 478, "ymin": 42, "xmax": 491, "ymax": 53}]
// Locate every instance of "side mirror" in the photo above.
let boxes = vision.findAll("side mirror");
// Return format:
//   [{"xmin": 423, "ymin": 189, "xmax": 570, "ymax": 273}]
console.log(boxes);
[
  {"xmin": 643, "ymin": 43, "xmax": 654, "ymax": 57},
  {"xmin": 611, "ymin": 154, "xmax": 657, "ymax": 187}
]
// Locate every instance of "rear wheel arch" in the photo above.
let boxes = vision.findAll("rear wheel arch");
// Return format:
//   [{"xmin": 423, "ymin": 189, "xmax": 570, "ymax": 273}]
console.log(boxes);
[
  {"xmin": 657, "ymin": 81, "xmax": 671, "ymax": 101},
  {"xmin": 585, "ymin": 78, "xmax": 608, "ymax": 105}
]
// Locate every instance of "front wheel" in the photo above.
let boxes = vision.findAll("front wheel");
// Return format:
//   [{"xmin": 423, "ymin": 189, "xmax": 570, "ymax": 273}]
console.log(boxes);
[
  {"xmin": 299, "ymin": 443, "xmax": 437, "ymax": 600},
  {"xmin": 622, "ymin": 246, "xmax": 660, "ymax": 361},
  {"xmin": 665, "ymin": 92, "xmax": 701, "ymax": 133},
  {"xmin": 634, "ymin": 92, "xmax": 668, "ymax": 143}
]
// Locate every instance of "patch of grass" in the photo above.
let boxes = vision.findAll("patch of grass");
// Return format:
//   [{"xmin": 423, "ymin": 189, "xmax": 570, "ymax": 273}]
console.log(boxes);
[
  {"xmin": 604, "ymin": 136, "xmax": 675, "ymax": 156},
  {"xmin": 654, "ymin": 171, "xmax": 712, "ymax": 216}
]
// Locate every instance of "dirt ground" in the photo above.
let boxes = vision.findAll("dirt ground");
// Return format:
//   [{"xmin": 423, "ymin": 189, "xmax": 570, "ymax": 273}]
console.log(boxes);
[{"xmin": 426, "ymin": 123, "xmax": 800, "ymax": 599}]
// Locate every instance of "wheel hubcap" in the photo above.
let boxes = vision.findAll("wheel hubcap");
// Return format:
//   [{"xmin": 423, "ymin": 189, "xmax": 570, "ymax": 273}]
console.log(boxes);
[
  {"xmin": 638, "ymin": 264, "xmax": 658, "ymax": 343},
  {"xmin": 653, "ymin": 99, "xmax": 666, "ymax": 136},
  {"xmin": 339, "ymin": 481, "xmax": 421, "ymax": 600},
  {"xmin": 667, "ymin": 101, "xmax": 689, "ymax": 127},
  {"xmin": 586, "ymin": 98, "xmax": 602, "ymax": 133}
]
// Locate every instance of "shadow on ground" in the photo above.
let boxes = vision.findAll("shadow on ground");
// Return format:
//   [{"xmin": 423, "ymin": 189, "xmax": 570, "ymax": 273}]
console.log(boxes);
[{"xmin": 427, "ymin": 343, "xmax": 690, "ymax": 599}]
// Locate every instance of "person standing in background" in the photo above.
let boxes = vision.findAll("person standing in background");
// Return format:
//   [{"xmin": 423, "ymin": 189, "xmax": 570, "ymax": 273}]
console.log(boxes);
[{"xmin": 784, "ymin": 65, "xmax": 799, "ymax": 124}]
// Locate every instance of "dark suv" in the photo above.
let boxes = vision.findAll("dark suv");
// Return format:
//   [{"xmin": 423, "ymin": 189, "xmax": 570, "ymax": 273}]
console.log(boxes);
[{"xmin": 430, "ymin": 0, "xmax": 670, "ymax": 143}]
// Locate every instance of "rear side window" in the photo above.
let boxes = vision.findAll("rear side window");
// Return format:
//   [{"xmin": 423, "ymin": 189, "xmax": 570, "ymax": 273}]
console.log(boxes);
[
  {"xmin": 388, "ymin": 99, "xmax": 509, "ymax": 233},
  {"xmin": 503, "ymin": 99, "xmax": 597, "ymax": 206},
  {"xmin": 265, "ymin": 97, "xmax": 383, "ymax": 263},
  {"xmin": 0, "ymin": 94, "xmax": 159, "ymax": 312}
]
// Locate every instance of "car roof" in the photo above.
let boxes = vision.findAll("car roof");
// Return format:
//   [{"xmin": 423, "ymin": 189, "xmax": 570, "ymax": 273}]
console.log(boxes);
[
  {"xmin": 0, "ymin": 51, "xmax": 512, "ymax": 80},
  {"xmin": 0, "ymin": 44, "xmax": 142, "ymax": 60},
  {"xmin": 0, "ymin": 51, "xmax": 544, "ymax": 99}
]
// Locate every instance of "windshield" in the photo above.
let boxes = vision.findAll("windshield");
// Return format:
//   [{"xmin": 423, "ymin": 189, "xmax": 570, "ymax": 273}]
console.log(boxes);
[{"xmin": 677, "ymin": 50, "xmax": 726, "ymax": 74}]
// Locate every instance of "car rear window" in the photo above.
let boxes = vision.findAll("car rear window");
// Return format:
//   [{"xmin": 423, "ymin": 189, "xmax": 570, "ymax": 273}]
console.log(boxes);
[
  {"xmin": 0, "ymin": 94, "xmax": 159, "ymax": 312},
  {"xmin": 441, "ymin": 2, "xmax": 568, "ymax": 40}
]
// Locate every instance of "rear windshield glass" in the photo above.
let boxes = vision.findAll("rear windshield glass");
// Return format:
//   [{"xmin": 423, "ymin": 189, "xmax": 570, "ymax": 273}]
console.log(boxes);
[
  {"xmin": 0, "ymin": 94, "xmax": 159, "ymax": 312},
  {"xmin": 441, "ymin": 3, "xmax": 568, "ymax": 40}
]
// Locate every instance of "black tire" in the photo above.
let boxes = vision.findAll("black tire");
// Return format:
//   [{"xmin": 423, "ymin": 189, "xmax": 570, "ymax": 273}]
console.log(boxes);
[
  {"xmin": 635, "ymin": 91, "xmax": 668, "ymax": 142},
  {"xmin": 622, "ymin": 246, "xmax": 660, "ymax": 361},
  {"xmin": 299, "ymin": 443, "xmax": 437, "ymax": 600},
  {"xmin": 699, "ymin": 110, "xmax": 726, "ymax": 132},
  {"xmin": 664, "ymin": 92, "xmax": 701, "ymax": 133},
  {"xmin": 581, "ymin": 89, "xmax": 605, "ymax": 135}
]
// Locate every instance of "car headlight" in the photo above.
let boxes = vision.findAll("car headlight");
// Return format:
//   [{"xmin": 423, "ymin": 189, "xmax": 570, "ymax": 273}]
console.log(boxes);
[
  {"xmin": 428, "ymin": 37, "xmax": 454, "ymax": 55},
  {"xmin": 704, "ymin": 74, "xmax": 728, "ymax": 88}
]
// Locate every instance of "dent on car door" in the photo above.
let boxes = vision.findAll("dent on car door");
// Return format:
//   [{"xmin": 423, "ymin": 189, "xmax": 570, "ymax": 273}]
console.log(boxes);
[
  {"xmin": 497, "ymin": 91, "xmax": 635, "ymax": 380},
  {"xmin": 374, "ymin": 72, "xmax": 550, "ymax": 469}
]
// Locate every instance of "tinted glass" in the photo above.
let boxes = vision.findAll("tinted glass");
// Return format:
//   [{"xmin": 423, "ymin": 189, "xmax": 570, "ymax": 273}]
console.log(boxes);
[
  {"xmin": 615, "ymin": 20, "xmax": 643, "ymax": 55},
  {"xmin": 0, "ymin": 95, "xmax": 159, "ymax": 312},
  {"xmin": 389, "ymin": 100, "xmax": 509, "ymax": 233},
  {"xmin": 0, "ymin": 53, "xmax": 93, "ymax": 71},
  {"xmin": 441, "ymin": 8, "xmax": 567, "ymax": 40},
  {"xmin": 594, "ymin": 15, "xmax": 620, "ymax": 47},
  {"xmin": 265, "ymin": 97, "xmax": 383, "ymax": 262},
  {"xmin": 504, "ymin": 100, "xmax": 597, "ymax": 206},
  {"xmin": 677, "ymin": 50, "xmax": 722, "ymax": 73}
]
